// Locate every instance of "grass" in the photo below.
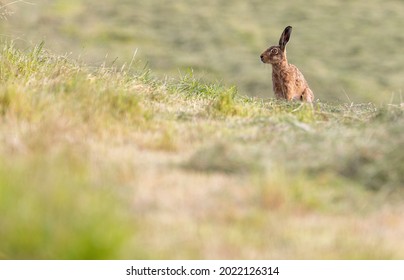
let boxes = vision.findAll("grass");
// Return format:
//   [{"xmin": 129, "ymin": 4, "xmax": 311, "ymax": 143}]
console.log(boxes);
[
  {"xmin": 0, "ymin": 155, "xmax": 138, "ymax": 259},
  {"xmin": 0, "ymin": 43, "xmax": 403, "ymax": 259},
  {"xmin": 3, "ymin": 0, "xmax": 404, "ymax": 104}
]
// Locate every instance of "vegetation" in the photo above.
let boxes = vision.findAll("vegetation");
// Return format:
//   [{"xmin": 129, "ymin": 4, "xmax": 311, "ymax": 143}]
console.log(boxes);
[
  {"xmin": 0, "ymin": 42, "xmax": 403, "ymax": 259},
  {"xmin": 2, "ymin": 0, "xmax": 404, "ymax": 104}
]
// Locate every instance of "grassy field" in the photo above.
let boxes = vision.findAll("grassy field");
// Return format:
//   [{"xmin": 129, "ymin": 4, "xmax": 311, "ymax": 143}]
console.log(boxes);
[
  {"xmin": 0, "ymin": 42, "xmax": 403, "ymax": 259},
  {"xmin": 1, "ymin": 0, "xmax": 404, "ymax": 260},
  {"xmin": 2, "ymin": 0, "xmax": 404, "ymax": 104}
]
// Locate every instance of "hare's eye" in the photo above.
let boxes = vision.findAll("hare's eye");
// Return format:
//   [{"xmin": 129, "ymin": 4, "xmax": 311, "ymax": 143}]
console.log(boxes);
[{"xmin": 271, "ymin": 48, "xmax": 278, "ymax": 54}]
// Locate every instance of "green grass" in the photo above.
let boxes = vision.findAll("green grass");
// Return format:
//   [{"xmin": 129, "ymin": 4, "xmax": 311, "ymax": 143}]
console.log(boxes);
[
  {"xmin": 3, "ymin": 0, "xmax": 404, "ymax": 104},
  {"xmin": 0, "ymin": 155, "xmax": 139, "ymax": 259},
  {"xmin": 0, "ymin": 43, "xmax": 403, "ymax": 259}
]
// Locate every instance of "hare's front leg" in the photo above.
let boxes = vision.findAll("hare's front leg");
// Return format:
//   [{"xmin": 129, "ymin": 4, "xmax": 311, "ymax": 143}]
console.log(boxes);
[{"xmin": 283, "ymin": 83, "xmax": 295, "ymax": 101}]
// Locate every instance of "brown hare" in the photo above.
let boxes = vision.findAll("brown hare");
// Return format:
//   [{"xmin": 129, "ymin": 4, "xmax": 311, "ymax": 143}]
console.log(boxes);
[{"xmin": 260, "ymin": 26, "xmax": 314, "ymax": 102}]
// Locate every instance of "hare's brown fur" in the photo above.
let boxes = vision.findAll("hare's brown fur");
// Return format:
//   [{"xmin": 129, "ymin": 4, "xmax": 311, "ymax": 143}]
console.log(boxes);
[{"xmin": 260, "ymin": 26, "xmax": 314, "ymax": 102}]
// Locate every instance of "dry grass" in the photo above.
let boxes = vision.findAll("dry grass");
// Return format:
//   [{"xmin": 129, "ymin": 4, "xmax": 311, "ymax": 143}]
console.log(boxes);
[{"xmin": 0, "ymin": 43, "xmax": 403, "ymax": 259}]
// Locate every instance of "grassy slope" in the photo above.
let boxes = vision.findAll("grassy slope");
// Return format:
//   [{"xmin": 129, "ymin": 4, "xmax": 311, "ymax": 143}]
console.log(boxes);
[
  {"xmin": 3, "ymin": 0, "xmax": 404, "ymax": 104},
  {"xmin": 0, "ymin": 44, "xmax": 403, "ymax": 259}
]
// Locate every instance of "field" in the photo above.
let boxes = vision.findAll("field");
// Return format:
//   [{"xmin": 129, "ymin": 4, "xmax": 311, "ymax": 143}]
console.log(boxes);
[
  {"xmin": 0, "ymin": 1, "xmax": 404, "ymax": 259},
  {"xmin": 3, "ymin": 0, "xmax": 404, "ymax": 103}
]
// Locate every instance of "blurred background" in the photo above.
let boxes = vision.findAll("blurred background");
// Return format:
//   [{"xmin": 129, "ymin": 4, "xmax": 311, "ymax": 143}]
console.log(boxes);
[{"xmin": 2, "ymin": 0, "xmax": 404, "ymax": 104}]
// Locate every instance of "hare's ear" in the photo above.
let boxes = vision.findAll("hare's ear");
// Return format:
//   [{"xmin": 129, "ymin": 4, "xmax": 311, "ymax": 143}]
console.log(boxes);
[{"xmin": 279, "ymin": 26, "xmax": 292, "ymax": 51}]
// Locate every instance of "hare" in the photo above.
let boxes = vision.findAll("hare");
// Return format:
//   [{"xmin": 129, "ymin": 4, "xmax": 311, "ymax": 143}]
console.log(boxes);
[{"xmin": 260, "ymin": 26, "xmax": 314, "ymax": 102}]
